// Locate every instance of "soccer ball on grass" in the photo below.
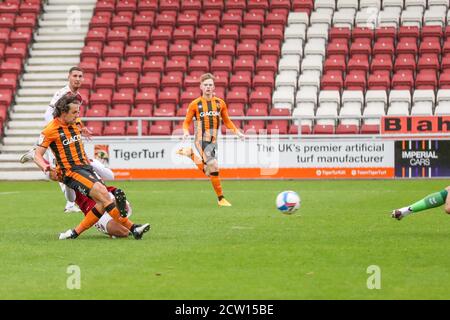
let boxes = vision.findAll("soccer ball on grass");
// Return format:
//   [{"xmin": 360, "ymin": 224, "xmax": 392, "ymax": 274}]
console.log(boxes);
[{"xmin": 276, "ymin": 191, "xmax": 300, "ymax": 214}]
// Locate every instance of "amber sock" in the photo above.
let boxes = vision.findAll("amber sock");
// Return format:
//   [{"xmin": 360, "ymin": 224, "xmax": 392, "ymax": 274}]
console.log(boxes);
[
  {"xmin": 209, "ymin": 172, "xmax": 223, "ymax": 198},
  {"xmin": 74, "ymin": 208, "xmax": 101, "ymax": 235},
  {"xmin": 105, "ymin": 202, "xmax": 121, "ymax": 220},
  {"xmin": 118, "ymin": 216, "xmax": 134, "ymax": 230}
]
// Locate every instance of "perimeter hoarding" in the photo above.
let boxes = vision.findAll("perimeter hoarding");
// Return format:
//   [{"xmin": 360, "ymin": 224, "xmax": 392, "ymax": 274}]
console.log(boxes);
[
  {"xmin": 395, "ymin": 140, "xmax": 450, "ymax": 178},
  {"xmin": 84, "ymin": 138, "xmax": 395, "ymax": 179}
]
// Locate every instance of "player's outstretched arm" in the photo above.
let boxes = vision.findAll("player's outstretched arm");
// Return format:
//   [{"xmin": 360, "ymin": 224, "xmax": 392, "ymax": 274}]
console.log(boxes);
[{"xmin": 34, "ymin": 146, "xmax": 51, "ymax": 173}]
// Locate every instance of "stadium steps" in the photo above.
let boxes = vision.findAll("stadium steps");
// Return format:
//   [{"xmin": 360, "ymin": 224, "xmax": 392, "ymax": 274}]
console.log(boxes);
[
  {"xmin": 0, "ymin": 0, "xmax": 96, "ymax": 179},
  {"xmin": 0, "ymin": 171, "xmax": 47, "ymax": 180}
]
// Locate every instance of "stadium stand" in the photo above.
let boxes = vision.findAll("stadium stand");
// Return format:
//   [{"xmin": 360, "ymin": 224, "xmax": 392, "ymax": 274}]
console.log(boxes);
[
  {"xmin": 0, "ymin": 0, "xmax": 42, "ymax": 139},
  {"xmin": 1, "ymin": 0, "xmax": 450, "ymax": 143}
]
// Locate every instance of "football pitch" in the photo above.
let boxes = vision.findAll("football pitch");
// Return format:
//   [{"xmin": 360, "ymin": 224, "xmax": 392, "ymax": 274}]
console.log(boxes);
[{"xmin": 1, "ymin": 179, "xmax": 450, "ymax": 300}]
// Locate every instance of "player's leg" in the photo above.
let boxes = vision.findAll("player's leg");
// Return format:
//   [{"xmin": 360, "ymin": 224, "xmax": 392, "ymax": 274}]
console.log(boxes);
[
  {"xmin": 84, "ymin": 175, "xmax": 149, "ymax": 239},
  {"xmin": 445, "ymin": 187, "xmax": 450, "ymax": 214},
  {"xmin": 60, "ymin": 168, "xmax": 119, "ymax": 238},
  {"xmin": 90, "ymin": 158, "xmax": 114, "ymax": 180},
  {"xmin": 392, "ymin": 187, "xmax": 449, "ymax": 220},
  {"xmin": 203, "ymin": 143, "xmax": 231, "ymax": 207},
  {"xmin": 110, "ymin": 187, "xmax": 150, "ymax": 239},
  {"xmin": 106, "ymin": 219, "xmax": 130, "ymax": 237},
  {"xmin": 93, "ymin": 213, "xmax": 129, "ymax": 237},
  {"xmin": 178, "ymin": 143, "xmax": 207, "ymax": 174},
  {"xmin": 20, "ymin": 106, "xmax": 54, "ymax": 163}
]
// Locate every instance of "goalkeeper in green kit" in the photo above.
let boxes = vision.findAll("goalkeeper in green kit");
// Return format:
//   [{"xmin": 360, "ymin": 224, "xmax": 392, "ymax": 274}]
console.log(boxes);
[{"xmin": 392, "ymin": 187, "xmax": 450, "ymax": 220}]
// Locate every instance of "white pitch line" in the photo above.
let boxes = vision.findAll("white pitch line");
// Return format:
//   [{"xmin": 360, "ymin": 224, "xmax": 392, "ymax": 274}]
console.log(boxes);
[{"xmin": 0, "ymin": 192, "xmax": 20, "ymax": 196}]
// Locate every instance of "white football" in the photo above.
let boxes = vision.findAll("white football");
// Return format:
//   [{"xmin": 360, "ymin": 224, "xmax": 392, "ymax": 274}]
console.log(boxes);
[{"xmin": 276, "ymin": 191, "xmax": 301, "ymax": 214}]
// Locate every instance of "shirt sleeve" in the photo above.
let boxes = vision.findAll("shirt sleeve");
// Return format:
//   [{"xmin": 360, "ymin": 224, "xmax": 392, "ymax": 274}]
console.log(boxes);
[
  {"xmin": 183, "ymin": 102, "xmax": 196, "ymax": 133},
  {"xmin": 38, "ymin": 128, "xmax": 55, "ymax": 149},
  {"xmin": 220, "ymin": 100, "xmax": 239, "ymax": 134},
  {"xmin": 49, "ymin": 90, "xmax": 63, "ymax": 108}
]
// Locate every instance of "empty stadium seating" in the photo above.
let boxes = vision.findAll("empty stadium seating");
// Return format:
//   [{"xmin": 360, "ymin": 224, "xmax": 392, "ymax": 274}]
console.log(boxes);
[
  {"xmin": 0, "ymin": 0, "xmax": 42, "ymax": 137},
  {"xmin": 79, "ymin": 0, "xmax": 450, "ymax": 136}
]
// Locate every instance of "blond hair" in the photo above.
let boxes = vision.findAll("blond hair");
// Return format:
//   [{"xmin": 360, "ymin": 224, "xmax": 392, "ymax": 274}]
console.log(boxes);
[{"xmin": 200, "ymin": 73, "xmax": 215, "ymax": 83}]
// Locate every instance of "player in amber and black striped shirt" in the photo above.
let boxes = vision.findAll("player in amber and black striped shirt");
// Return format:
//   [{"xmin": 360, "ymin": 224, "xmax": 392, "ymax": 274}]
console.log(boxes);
[
  {"xmin": 34, "ymin": 93, "xmax": 150, "ymax": 240},
  {"xmin": 178, "ymin": 73, "xmax": 244, "ymax": 207}
]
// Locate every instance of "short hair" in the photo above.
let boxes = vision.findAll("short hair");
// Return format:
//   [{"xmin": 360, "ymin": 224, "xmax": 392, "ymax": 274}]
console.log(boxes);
[
  {"xmin": 69, "ymin": 66, "xmax": 83, "ymax": 74},
  {"xmin": 200, "ymin": 73, "xmax": 215, "ymax": 83},
  {"xmin": 53, "ymin": 93, "xmax": 81, "ymax": 118}
]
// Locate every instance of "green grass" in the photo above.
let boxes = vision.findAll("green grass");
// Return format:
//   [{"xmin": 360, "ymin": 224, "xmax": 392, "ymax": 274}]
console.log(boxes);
[{"xmin": 1, "ymin": 179, "xmax": 450, "ymax": 299}]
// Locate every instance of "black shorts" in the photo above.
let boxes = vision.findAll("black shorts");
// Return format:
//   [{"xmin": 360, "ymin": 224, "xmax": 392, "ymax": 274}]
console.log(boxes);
[
  {"xmin": 63, "ymin": 165, "xmax": 103, "ymax": 197},
  {"xmin": 195, "ymin": 140, "xmax": 217, "ymax": 164}
]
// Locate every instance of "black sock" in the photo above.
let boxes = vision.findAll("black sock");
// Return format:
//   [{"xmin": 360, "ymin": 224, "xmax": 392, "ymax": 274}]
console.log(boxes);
[{"xmin": 218, "ymin": 195, "xmax": 224, "ymax": 201}]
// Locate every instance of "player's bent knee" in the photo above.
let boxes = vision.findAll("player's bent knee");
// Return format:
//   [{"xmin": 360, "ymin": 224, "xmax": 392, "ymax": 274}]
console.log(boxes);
[{"xmin": 90, "ymin": 183, "xmax": 110, "ymax": 203}]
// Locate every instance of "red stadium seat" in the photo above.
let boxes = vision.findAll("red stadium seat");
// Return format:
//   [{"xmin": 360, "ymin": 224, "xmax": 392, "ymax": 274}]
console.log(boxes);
[
  {"xmin": 417, "ymin": 54, "xmax": 440, "ymax": 73},
  {"xmin": 112, "ymin": 92, "xmax": 134, "ymax": 105},
  {"xmin": 394, "ymin": 54, "xmax": 416, "ymax": 72},
  {"xmin": 199, "ymin": 10, "xmax": 221, "ymax": 26},
  {"xmin": 158, "ymin": 89, "xmax": 179, "ymax": 105},
  {"xmin": 416, "ymin": 71, "xmax": 437, "ymax": 90},
  {"xmin": 84, "ymin": 121, "xmax": 104, "ymax": 136},
  {"xmin": 360, "ymin": 124, "xmax": 380, "ymax": 134},
  {"xmin": 154, "ymin": 104, "xmax": 176, "ymax": 117},
  {"xmin": 371, "ymin": 55, "xmax": 393, "ymax": 73},
  {"xmin": 368, "ymin": 73, "xmax": 390, "ymax": 90},
  {"xmin": 321, "ymin": 72, "xmax": 344, "ymax": 91},
  {"xmin": 336, "ymin": 124, "xmax": 359, "ymax": 134},
  {"xmin": 130, "ymin": 104, "xmax": 153, "ymax": 117},
  {"xmin": 135, "ymin": 91, "xmax": 157, "ymax": 105},
  {"xmin": 107, "ymin": 105, "xmax": 130, "ymax": 117},
  {"xmin": 90, "ymin": 92, "xmax": 112, "ymax": 105},
  {"xmin": 267, "ymin": 122, "xmax": 288, "ymax": 135},
  {"xmin": 0, "ymin": 104, "xmax": 8, "ymax": 121},
  {"xmin": 392, "ymin": 71, "xmax": 414, "ymax": 90},
  {"xmin": 439, "ymin": 72, "xmax": 450, "ymax": 89},
  {"xmin": 161, "ymin": 73, "xmax": 183, "ymax": 89},
  {"xmin": 398, "ymin": 26, "xmax": 420, "ymax": 40},
  {"xmin": 211, "ymin": 58, "xmax": 232, "ymax": 73},
  {"xmin": 181, "ymin": 0, "xmax": 201, "ymax": 11},
  {"xmin": 103, "ymin": 122, "xmax": 126, "ymax": 136},
  {"xmin": 375, "ymin": 27, "xmax": 396, "ymax": 41},
  {"xmin": 139, "ymin": 72, "xmax": 161, "ymax": 92},
  {"xmin": 327, "ymin": 41, "xmax": 349, "ymax": 56},
  {"xmin": 116, "ymin": 0, "xmax": 137, "ymax": 13},
  {"xmin": 397, "ymin": 38, "xmax": 418, "ymax": 56},
  {"xmin": 149, "ymin": 121, "xmax": 171, "ymax": 135},
  {"xmin": 345, "ymin": 72, "xmax": 367, "ymax": 91},
  {"xmin": 255, "ymin": 56, "xmax": 278, "ymax": 73},
  {"xmin": 226, "ymin": 89, "xmax": 248, "ymax": 104},
  {"xmin": 348, "ymin": 55, "xmax": 369, "ymax": 74},
  {"xmin": 137, "ymin": 0, "xmax": 157, "ymax": 11},
  {"xmin": 352, "ymin": 27, "xmax": 374, "ymax": 41},
  {"xmin": 373, "ymin": 38, "xmax": 394, "ymax": 56},
  {"xmin": 126, "ymin": 120, "xmax": 150, "ymax": 135},
  {"xmin": 86, "ymin": 105, "xmax": 108, "ymax": 117},
  {"xmin": 262, "ymin": 26, "xmax": 284, "ymax": 41},
  {"xmin": 313, "ymin": 124, "xmax": 335, "ymax": 134}
]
